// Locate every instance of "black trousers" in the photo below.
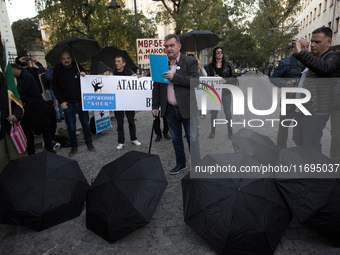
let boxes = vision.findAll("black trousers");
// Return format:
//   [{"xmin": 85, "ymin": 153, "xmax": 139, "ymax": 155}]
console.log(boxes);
[
  {"xmin": 154, "ymin": 115, "xmax": 169, "ymax": 136},
  {"xmin": 114, "ymin": 111, "xmax": 137, "ymax": 144},
  {"xmin": 21, "ymin": 117, "xmax": 53, "ymax": 155}
]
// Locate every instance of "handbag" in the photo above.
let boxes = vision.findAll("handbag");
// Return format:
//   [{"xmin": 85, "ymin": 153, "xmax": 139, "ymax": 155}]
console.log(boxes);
[{"xmin": 10, "ymin": 122, "xmax": 27, "ymax": 154}]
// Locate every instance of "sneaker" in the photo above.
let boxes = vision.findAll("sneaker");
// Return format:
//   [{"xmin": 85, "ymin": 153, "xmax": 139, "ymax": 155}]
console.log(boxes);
[
  {"xmin": 117, "ymin": 143, "xmax": 125, "ymax": 150},
  {"xmin": 87, "ymin": 144, "xmax": 95, "ymax": 151},
  {"xmin": 69, "ymin": 148, "xmax": 77, "ymax": 157},
  {"xmin": 170, "ymin": 165, "xmax": 187, "ymax": 175},
  {"xmin": 132, "ymin": 140, "xmax": 141, "ymax": 146},
  {"xmin": 53, "ymin": 142, "xmax": 61, "ymax": 151}
]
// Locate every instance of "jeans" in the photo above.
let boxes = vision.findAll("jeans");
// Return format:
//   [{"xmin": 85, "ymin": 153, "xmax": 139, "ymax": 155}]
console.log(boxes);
[
  {"xmin": 210, "ymin": 94, "xmax": 232, "ymax": 129},
  {"xmin": 293, "ymin": 112, "xmax": 329, "ymax": 153},
  {"xmin": 166, "ymin": 104, "xmax": 201, "ymax": 168},
  {"xmin": 64, "ymin": 102, "xmax": 92, "ymax": 148},
  {"xmin": 114, "ymin": 111, "xmax": 137, "ymax": 144},
  {"xmin": 46, "ymin": 89, "xmax": 64, "ymax": 120}
]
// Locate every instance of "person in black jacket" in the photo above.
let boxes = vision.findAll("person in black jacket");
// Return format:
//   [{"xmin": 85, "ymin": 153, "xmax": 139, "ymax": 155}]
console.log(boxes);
[
  {"xmin": 270, "ymin": 38, "xmax": 309, "ymax": 149},
  {"xmin": 205, "ymin": 47, "xmax": 237, "ymax": 139},
  {"xmin": 52, "ymin": 51, "xmax": 95, "ymax": 157},
  {"xmin": 110, "ymin": 55, "xmax": 141, "ymax": 150},
  {"xmin": 0, "ymin": 72, "xmax": 23, "ymax": 172},
  {"xmin": 12, "ymin": 64, "xmax": 55, "ymax": 155},
  {"xmin": 291, "ymin": 27, "xmax": 340, "ymax": 153}
]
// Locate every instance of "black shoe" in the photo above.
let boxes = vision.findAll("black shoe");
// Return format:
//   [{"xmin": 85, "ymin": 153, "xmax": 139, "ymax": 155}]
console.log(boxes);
[
  {"xmin": 228, "ymin": 128, "xmax": 233, "ymax": 139},
  {"xmin": 57, "ymin": 119, "xmax": 62, "ymax": 122},
  {"xmin": 209, "ymin": 131, "xmax": 215, "ymax": 139},
  {"xmin": 170, "ymin": 165, "xmax": 187, "ymax": 175},
  {"xmin": 69, "ymin": 148, "xmax": 77, "ymax": 157},
  {"xmin": 163, "ymin": 133, "xmax": 171, "ymax": 140},
  {"xmin": 87, "ymin": 144, "xmax": 95, "ymax": 151},
  {"xmin": 155, "ymin": 135, "xmax": 162, "ymax": 142}
]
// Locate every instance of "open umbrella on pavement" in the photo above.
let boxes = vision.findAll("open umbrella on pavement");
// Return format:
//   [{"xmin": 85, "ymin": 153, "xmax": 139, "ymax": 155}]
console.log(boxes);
[
  {"xmin": 275, "ymin": 146, "xmax": 340, "ymax": 246},
  {"xmin": 182, "ymin": 168, "xmax": 292, "ymax": 254},
  {"xmin": 45, "ymin": 37, "xmax": 101, "ymax": 67},
  {"xmin": 90, "ymin": 47, "xmax": 137, "ymax": 74},
  {"xmin": 0, "ymin": 151, "xmax": 89, "ymax": 231},
  {"xmin": 231, "ymin": 128, "xmax": 279, "ymax": 166},
  {"xmin": 179, "ymin": 30, "xmax": 221, "ymax": 53},
  {"xmin": 86, "ymin": 151, "xmax": 168, "ymax": 243}
]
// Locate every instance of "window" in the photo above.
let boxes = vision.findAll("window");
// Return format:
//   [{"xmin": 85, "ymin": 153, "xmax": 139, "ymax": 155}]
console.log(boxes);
[
  {"xmin": 324, "ymin": 0, "xmax": 327, "ymax": 11},
  {"xmin": 310, "ymin": 12, "xmax": 312, "ymax": 22},
  {"xmin": 303, "ymin": 18, "xmax": 305, "ymax": 27},
  {"xmin": 318, "ymin": 3, "xmax": 322, "ymax": 15},
  {"xmin": 335, "ymin": 17, "xmax": 339, "ymax": 32},
  {"xmin": 330, "ymin": 0, "xmax": 333, "ymax": 7},
  {"xmin": 314, "ymin": 8, "xmax": 317, "ymax": 19},
  {"xmin": 328, "ymin": 21, "xmax": 332, "ymax": 27},
  {"xmin": 306, "ymin": 15, "xmax": 309, "ymax": 25}
]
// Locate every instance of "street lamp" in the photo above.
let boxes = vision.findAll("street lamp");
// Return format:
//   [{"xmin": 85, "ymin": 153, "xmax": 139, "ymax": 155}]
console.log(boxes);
[
  {"xmin": 108, "ymin": 0, "xmax": 120, "ymax": 9},
  {"xmin": 268, "ymin": 17, "xmax": 299, "ymax": 60}
]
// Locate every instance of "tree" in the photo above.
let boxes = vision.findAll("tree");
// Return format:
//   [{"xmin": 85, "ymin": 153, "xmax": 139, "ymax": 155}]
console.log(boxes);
[
  {"xmin": 11, "ymin": 17, "xmax": 43, "ymax": 56},
  {"xmin": 152, "ymin": 0, "xmax": 246, "ymax": 36},
  {"xmin": 35, "ymin": 0, "xmax": 156, "ymax": 62},
  {"xmin": 249, "ymin": 0, "xmax": 301, "ymax": 63}
]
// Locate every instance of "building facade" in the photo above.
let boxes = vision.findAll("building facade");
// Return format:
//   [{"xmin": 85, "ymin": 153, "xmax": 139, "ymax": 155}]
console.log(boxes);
[
  {"xmin": 295, "ymin": 0, "xmax": 340, "ymax": 51},
  {"xmin": 0, "ymin": 0, "xmax": 17, "ymax": 60}
]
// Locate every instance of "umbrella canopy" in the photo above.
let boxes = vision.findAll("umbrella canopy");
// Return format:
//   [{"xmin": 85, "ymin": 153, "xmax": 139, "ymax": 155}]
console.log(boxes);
[
  {"xmin": 90, "ymin": 47, "xmax": 138, "ymax": 74},
  {"xmin": 231, "ymin": 128, "xmax": 279, "ymax": 166},
  {"xmin": 275, "ymin": 146, "xmax": 340, "ymax": 246},
  {"xmin": 179, "ymin": 30, "xmax": 221, "ymax": 52},
  {"xmin": 45, "ymin": 37, "xmax": 101, "ymax": 66},
  {"xmin": 0, "ymin": 151, "xmax": 89, "ymax": 231},
  {"xmin": 86, "ymin": 151, "xmax": 168, "ymax": 243},
  {"xmin": 182, "ymin": 171, "xmax": 292, "ymax": 254}
]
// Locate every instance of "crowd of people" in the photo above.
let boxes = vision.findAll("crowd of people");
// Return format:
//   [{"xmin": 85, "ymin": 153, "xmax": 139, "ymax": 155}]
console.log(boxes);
[{"xmin": 1, "ymin": 26, "xmax": 339, "ymax": 173}]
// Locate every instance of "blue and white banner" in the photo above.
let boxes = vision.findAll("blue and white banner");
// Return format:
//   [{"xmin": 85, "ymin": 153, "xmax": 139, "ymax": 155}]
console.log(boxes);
[{"xmin": 81, "ymin": 75, "xmax": 223, "ymax": 111}]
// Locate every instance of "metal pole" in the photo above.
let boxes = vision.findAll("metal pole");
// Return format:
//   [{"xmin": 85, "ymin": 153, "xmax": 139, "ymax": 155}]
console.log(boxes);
[
  {"xmin": 133, "ymin": 0, "xmax": 141, "ymax": 74},
  {"xmin": 281, "ymin": 16, "xmax": 284, "ymax": 60}
]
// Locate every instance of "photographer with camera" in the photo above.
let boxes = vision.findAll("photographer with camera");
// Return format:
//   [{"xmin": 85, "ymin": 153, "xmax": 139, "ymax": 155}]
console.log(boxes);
[
  {"xmin": 270, "ymin": 38, "xmax": 309, "ymax": 150},
  {"xmin": 15, "ymin": 55, "xmax": 46, "ymax": 94}
]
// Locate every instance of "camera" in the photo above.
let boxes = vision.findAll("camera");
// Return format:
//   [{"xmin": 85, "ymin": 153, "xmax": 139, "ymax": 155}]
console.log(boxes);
[
  {"xmin": 25, "ymin": 56, "xmax": 32, "ymax": 62},
  {"xmin": 288, "ymin": 42, "xmax": 296, "ymax": 49}
]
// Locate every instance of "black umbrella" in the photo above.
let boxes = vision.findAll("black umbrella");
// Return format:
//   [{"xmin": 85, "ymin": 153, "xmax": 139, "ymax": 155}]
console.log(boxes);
[
  {"xmin": 0, "ymin": 151, "xmax": 89, "ymax": 231},
  {"xmin": 275, "ymin": 146, "xmax": 340, "ymax": 245},
  {"xmin": 179, "ymin": 30, "xmax": 221, "ymax": 53},
  {"xmin": 45, "ymin": 37, "xmax": 101, "ymax": 67},
  {"xmin": 86, "ymin": 151, "xmax": 168, "ymax": 243},
  {"xmin": 231, "ymin": 128, "xmax": 279, "ymax": 166},
  {"xmin": 182, "ymin": 171, "xmax": 292, "ymax": 254},
  {"xmin": 90, "ymin": 47, "xmax": 137, "ymax": 74}
]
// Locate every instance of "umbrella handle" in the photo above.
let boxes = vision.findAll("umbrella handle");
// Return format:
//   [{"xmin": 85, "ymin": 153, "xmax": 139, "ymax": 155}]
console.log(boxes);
[{"xmin": 71, "ymin": 48, "xmax": 81, "ymax": 73}]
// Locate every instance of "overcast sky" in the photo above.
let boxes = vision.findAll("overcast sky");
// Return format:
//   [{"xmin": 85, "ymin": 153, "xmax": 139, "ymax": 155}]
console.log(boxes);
[{"xmin": 6, "ymin": 0, "xmax": 38, "ymax": 24}]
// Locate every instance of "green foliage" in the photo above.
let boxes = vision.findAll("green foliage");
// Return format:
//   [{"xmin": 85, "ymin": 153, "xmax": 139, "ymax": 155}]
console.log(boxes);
[
  {"xmin": 11, "ymin": 17, "xmax": 43, "ymax": 56},
  {"xmin": 35, "ymin": 0, "xmax": 156, "ymax": 62},
  {"xmin": 249, "ymin": 0, "xmax": 301, "ymax": 63}
]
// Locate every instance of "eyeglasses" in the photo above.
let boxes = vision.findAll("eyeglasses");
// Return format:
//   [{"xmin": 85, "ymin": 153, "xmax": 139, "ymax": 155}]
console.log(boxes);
[{"xmin": 216, "ymin": 51, "xmax": 223, "ymax": 54}]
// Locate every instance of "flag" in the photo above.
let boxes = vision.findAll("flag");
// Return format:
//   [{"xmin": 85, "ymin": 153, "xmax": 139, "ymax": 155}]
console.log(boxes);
[{"xmin": 4, "ymin": 42, "xmax": 22, "ymax": 109}]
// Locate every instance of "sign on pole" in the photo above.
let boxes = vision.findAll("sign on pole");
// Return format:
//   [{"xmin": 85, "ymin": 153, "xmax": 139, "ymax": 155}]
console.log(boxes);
[{"xmin": 137, "ymin": 39, "xmax": 166, "ymax": 65}]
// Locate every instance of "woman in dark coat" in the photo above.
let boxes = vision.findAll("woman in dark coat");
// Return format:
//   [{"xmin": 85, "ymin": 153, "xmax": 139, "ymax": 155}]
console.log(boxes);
[{"xmin": 205, "ymin": 47, "xmax": 238, "ymax": 139}]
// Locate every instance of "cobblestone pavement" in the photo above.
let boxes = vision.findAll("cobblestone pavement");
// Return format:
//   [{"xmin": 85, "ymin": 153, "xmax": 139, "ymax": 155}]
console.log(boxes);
[{"xmin": 1, "ymin": 71, "xmax": 339, "ymax": 254}]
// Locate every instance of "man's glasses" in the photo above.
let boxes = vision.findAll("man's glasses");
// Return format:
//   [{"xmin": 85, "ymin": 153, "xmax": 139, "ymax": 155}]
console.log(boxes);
[{"xmin": 216, "ymin": 51, "xmax": 223, "ymax": 54}]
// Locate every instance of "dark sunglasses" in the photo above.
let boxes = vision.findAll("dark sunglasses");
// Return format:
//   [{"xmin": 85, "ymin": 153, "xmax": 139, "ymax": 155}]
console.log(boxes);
[{"xmin": 216, "ymin": 51, "xmax": 223, "ymax": 54}]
